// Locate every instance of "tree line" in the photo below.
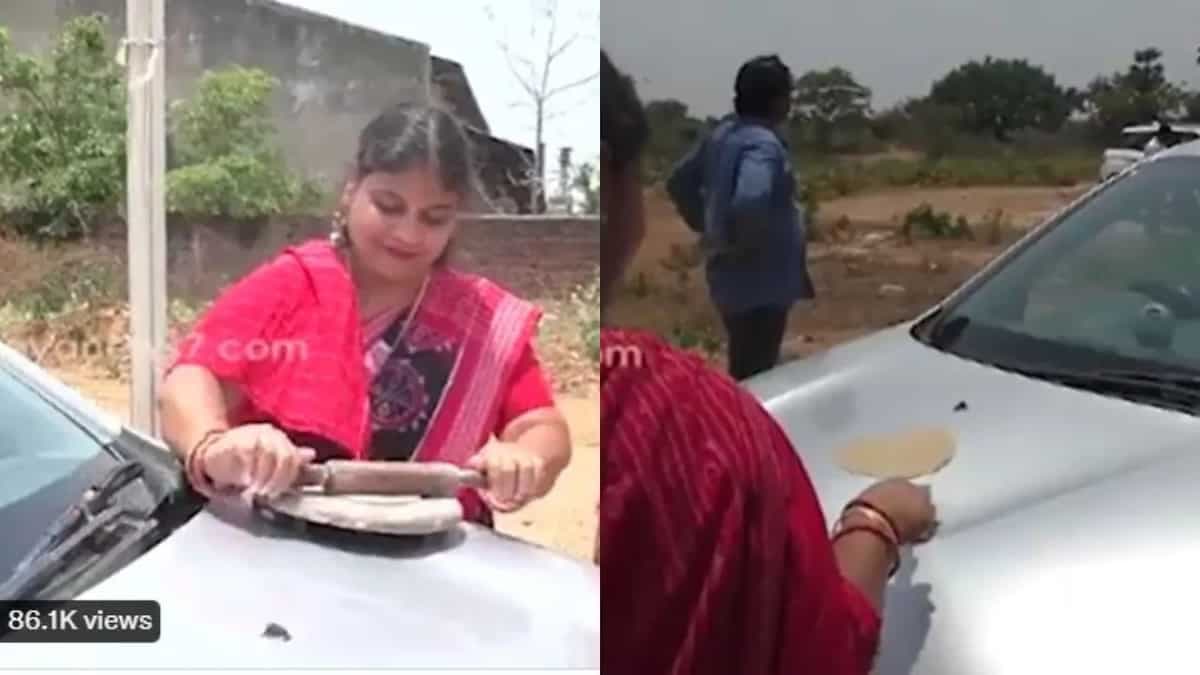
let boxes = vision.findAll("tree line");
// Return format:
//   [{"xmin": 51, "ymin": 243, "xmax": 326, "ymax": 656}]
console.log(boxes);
[{"xmin": 643, "ymin": 46, "xmax": 1200, "ymax": 171}]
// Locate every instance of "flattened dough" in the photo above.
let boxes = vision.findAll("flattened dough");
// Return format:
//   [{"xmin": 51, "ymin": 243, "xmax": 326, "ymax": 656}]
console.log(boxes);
[{"xmin": 834, "ymin": 427, "xmax": 956, "ymax": 478}]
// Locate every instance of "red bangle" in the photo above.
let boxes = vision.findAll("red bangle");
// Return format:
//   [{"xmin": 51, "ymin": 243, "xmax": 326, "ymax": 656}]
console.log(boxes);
[{"xmin": 832, "ymin": 524, "xmax": 901, "ymax": 578}]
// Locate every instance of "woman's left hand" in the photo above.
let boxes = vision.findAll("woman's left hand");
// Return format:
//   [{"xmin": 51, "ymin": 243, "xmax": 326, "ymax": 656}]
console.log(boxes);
[{"xmin": 465, "ymin": 439, "xmax": 548, "ymax": 512}]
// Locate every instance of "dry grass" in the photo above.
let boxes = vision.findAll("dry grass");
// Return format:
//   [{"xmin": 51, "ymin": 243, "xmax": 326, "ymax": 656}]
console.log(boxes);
[
  {"xmin": 819, "ymin": 184, "xmax": 1090, "ymax": 231},
  {"xmin": 533, "ymin": 270, "xmax": 600, "ymax": 396}
]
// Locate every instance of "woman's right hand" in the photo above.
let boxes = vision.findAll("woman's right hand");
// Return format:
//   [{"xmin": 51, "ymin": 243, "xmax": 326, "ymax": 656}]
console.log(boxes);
[
  {"xmin": 198, "ymin": 424, "xmax": 316, "ymax": 498},
  {"xmin": 852, "ymin": 478, "xmax": 938, "ymax": 544}
]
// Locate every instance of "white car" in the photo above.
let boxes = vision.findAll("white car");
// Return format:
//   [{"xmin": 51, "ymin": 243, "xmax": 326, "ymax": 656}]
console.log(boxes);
[
  {"xmin": 749, "ymin": 140, "xmax": 1200, "ymax": 673},
  {"xmin": 0, "ymin": 340, "xmax": 599, "ymax": 668},
  {"xmin": 1100, "ymin": 122, "xmax": 1200, "ymax": 181}
]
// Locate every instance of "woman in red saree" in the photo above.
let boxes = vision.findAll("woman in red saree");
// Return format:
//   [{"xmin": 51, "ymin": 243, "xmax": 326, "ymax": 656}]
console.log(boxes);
[
  {"xmin": 157, "ymin": 104, "xmax": 572, "ymax": 525},
  {"xmin": 600, "ymin": 51, "xmax": 938, "ymax": 674}
]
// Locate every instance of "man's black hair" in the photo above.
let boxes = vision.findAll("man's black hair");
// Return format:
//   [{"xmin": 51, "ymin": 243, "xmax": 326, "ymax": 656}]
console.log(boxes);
[
  {"xmin": 601, "ymin": 50, "xmax": 649, "ymax": 171},
  {"xmin": 734, "ymin": 54, "xmax": 793, "ymax": 118}
]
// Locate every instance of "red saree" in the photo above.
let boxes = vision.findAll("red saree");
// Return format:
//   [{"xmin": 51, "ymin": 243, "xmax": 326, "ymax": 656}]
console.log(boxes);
[
  {"xmin": 600, "ymin": 328, "xmax": 881, "ymax": 675},
  {"xmin": 170, "ymin": 239, "xmax": 544, "ymax": 523}
]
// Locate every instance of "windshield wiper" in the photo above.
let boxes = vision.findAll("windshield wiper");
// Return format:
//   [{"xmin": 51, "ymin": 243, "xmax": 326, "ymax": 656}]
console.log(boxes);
[
  {"xmin": 0, "ymin": 460, "xmax": 155, "ymax": 601},
  {"xmin": 1090, "ymin": 369, "xmax": 1200, "ymax": 387},
  {"xmin": 1000, "ymin": 364, "xmax": 1200, "ymax": 415}
]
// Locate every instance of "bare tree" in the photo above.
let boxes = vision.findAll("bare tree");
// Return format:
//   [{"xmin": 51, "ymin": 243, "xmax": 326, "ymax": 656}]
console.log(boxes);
[{"xmin": 486, "ymin": 0, "xmax": 598, "ymax": 213}]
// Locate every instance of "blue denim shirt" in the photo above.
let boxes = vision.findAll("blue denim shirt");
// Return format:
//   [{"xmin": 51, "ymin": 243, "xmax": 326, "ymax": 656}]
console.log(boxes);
[{"xmin": 666, "ymin": 115, "xmax": 814, "ymax": 315}]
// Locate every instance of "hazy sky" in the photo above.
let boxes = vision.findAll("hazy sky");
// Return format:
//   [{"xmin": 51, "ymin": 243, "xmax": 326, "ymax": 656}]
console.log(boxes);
[
  {"xmin": 281, "ymin": 0, "xmax": 600, "ymax": 165},
  {"xmin": 602, "ymin": 0, "xmax": 1200, "ymax": 117}
]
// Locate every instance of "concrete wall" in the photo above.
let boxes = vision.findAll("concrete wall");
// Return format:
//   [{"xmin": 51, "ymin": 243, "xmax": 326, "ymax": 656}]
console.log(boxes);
[{"xmin": 0, "ymin": 0, "xmax": 431, "ymax": 183}]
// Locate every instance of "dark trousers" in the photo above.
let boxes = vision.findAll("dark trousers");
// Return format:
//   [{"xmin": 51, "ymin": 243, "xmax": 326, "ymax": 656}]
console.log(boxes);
[{"xmin": 720, "ymin": 305, "xmax": 790, "ymax": 381}]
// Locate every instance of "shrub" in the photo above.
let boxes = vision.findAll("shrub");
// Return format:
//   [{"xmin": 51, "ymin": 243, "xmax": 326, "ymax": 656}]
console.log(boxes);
[
  {"xmin": 0, "ymin": 20, "xmax": 323, "ymax": 240},
  {"xmin": 167, "ymin": 153, "xmax": 322, "ymax": 219},
  {"xmin": 568, "ymin": 273, "xmax": 601, "ymax": 363},
  {"xmin": 166, "ymin": 67, "xmax": 325, "ymax": 218},
  {"xmin": 0, "ymin": 17, "xmax": 125, "ymax": 240},
  {"xmin": 896, "ymin": 204, "xmax": 1026, "ymax": 245},
  {"xmin": 4, "ymin": 251, "xmax": 123, "ymax": 320},
  {"xmin": 899, "ymin": 203, "xmax": 974, "ymax": 240}
]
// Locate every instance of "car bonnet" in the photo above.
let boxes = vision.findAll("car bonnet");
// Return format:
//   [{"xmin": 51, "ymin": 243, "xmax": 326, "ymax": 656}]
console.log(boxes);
[{"xmin": 2, "ymin": 498, "xmax": 599, "ymax": 669}]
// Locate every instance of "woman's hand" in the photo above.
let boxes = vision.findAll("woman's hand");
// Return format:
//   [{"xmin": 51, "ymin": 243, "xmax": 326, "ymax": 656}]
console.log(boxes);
[
  {"xmin": 852, "ymin": 478, "xmax": 938, "ymax": 544},
  {"xmin": 465, "ymin": 439, "xmax": 551, "ymax": 512},
  {"xmin": 198, "ymin": 424, "xmax": 316, "ymax": 499}
]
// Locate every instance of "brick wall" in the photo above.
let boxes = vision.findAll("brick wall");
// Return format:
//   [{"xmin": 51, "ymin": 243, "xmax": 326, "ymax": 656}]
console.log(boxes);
[
  {"xmin": 99, "ymin": 214, "xmax": 599, "ymax": 302},
  {"xmin": 452, "ymin": 215, "xmax": 599, "ymax": 297}
]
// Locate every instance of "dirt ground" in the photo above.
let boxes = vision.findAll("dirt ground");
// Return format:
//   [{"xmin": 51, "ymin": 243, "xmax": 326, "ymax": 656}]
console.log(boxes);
[
  {"xmin": 608, "ymin": 184, "xmax": 1089, "ymax": 364},
  {"xmin": 46, "ymin": 366, "xmax": 601, "ymax": 561}
]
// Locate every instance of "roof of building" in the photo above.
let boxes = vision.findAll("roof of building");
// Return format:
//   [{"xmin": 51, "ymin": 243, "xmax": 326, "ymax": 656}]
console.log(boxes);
[
  {"xmin": 251, "ymin": 0, "xmax": 426, "ymax": 50},
  {"xmin": 431, "ymin": 56, "xmax": 490, "ymax": 133},
  {"xmin": 252, "ymin": 2, "xmax": 533, "ymax": 154}
]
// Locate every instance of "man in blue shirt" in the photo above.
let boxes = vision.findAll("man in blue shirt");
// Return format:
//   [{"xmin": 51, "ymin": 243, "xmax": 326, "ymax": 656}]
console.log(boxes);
[{"xmin": 666, "ymin": 54, "xmax": 814, "ymax": 380}]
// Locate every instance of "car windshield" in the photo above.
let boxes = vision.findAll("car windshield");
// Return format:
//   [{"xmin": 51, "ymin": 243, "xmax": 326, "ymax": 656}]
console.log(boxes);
[
  {"xmin": 0, "ymin": 363, "xmax": 124, "ymax": 589},
  {"xmin": 922, "ymin": 153, "xmax": 1200, "ymax": 383}
]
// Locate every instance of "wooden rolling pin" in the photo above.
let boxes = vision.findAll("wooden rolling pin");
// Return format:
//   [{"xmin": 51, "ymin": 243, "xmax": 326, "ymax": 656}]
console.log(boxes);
[{"xmin": 295, "ymin": 460, "xmax": 486, "ymax": 497}]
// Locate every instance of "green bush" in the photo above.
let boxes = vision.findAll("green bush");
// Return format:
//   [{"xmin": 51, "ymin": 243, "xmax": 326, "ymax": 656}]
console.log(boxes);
[
  {"xmin": 896, "ymin": 204, "xmax": 1025, "ymax": 244},
  {"xmin": 170, "ymin": 67, "xmax": 277, "ymax": 165},
  {"xmin": 167, "ymin": 152, "xmax": 323, "ymax": 219},
  {"xmin": 0, "ymin": 18, "xmax": 325, "ymax": 240},
  {"xmin": 899, "ymin": 203, "xmax": 974, "ymax": 240},
  {"xmin": 567, "ymin": 272, "xmax": 600, "ymax": 363},
  {"xmin": 166, "ymin": 67, "xmax": 325, "ymax": 218},
  {"xmin": 0, "ymin": 17, "xmax": 125, "ymax": 240}
]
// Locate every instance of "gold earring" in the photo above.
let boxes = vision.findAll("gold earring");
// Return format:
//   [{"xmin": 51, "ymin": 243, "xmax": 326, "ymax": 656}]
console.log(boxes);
[{"xmin": 329, "ymin": 210, "xmax": 349, "ymax": 247}]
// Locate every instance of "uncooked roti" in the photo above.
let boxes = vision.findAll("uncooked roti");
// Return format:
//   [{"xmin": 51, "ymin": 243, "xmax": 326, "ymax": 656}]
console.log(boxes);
[
  {"xmin": 262, "ymin": 494, "xmax": 465, "ymax": 535},
  {"xmin": 833, "ymin": 427, "xmax": 956, "ymax": 478}
]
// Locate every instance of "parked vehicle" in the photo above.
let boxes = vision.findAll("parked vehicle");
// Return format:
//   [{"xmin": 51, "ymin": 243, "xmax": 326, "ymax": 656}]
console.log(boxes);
[
  {"xmin": 0, "ymin": 340, "xmax": 599, "ymax": 669},
  {"xmin": 747, "ymin": 141, "xmax": 1200, "ymax": 674},
  {"xmin": 1100, "ymin": 121, "xmax": 1200, "ymax": 181}
]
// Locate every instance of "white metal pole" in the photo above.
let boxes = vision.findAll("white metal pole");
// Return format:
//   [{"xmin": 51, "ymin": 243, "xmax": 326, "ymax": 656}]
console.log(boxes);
[
  {"xmin": 149, "ymin": 0, "xmax": 168, "ymax": 426},
  {"xmin": 125, "ymin": 0, "xmax": 167, "ymax": 436}
]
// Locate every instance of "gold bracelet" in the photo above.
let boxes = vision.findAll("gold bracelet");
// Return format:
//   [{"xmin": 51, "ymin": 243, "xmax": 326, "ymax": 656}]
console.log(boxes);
[{"xmin": 830, "ymin": 522, "xmax": 901, "ymax": 577}]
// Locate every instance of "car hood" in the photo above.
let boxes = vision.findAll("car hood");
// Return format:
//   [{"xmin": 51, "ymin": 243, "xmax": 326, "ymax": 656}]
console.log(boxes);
[
  {"xmin": 2, "ymin": 499, "xmax": 599, "ymax": 669},
  {"xmin": 747, "ymin": 325, "xmax": 1200, "ymax": 674}
]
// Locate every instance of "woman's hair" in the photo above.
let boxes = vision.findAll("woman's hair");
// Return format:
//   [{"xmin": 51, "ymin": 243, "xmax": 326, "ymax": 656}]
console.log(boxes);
[
  {"xmin": 354, "ymin": 103, "xmax": 479, "ymax": 200},
  {"xmin": 733, "ymin": 54, "xmax": 793, "ymax": 118},
  {"xmin": 347, "ymin": 104, "xmax": 480, "ymax": 265},
  {"xmin": 599, "ymin": 51, "xmax": 649, "ymax": 304},
  {"xmin": 601, "ymin": 50, "xmax": 649, "ymax": 171}
]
